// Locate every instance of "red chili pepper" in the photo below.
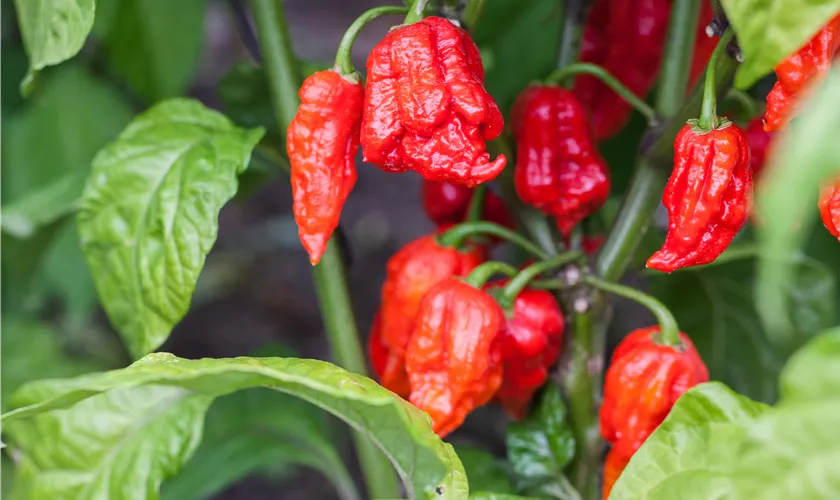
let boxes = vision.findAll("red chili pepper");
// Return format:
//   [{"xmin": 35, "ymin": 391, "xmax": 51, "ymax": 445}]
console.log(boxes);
[
  {"xmin": 421, "ymin": 180, "xmax": 515, "ymax": 231},
  {"xmin": 287, "ymin": 70, "xmax": 363, "ymax": 265},
  {"xmin": 600, "ymin": 326, "xmax": 708, "ymax": 478},
  {"xmin": 377, "ymin": 233, "xmax": 485, "ymax": 394},
  {"xmin": 575, "ymin": 0, "xmax": 670, "ymax": 139},
  {"xmin": 688, "ymin": 1, "xmax": 717, "ymax": 88},
  {"xmin": 602, "ymin": 445, "xmax": 632, "ymax": 500},
  {"xmin": 764, "ymin": 15, "xmax": 840, "ymax": 132},
  {"xmin": 361, "ymin": 16, "xmax": 506, "ymax": 186},
  {"xmin": 512, "ymin": 85, "xmax": 610, "ymax": 235},
  {"xmin": 582, "ymin": 234, "xmax": 605, "ymax": 255},
  {"xmin": 368, "ymin": 312, "xmax": 411, "ymax": 396},
  {"xmin": 819, "ymin": 177, "xmax": 840, "ymax": 240},
  {"xmin": 405, "ymin": 277, "xmax": 504, "ymax": 436},
  {"xmin": 647, "ymin": 121, "xmax": 752, "ymax": 272},
  {"xmin": 744, "ymin": 117, "xmax": 774, "ymax": 178},
  {"xmin": 484, "ymin": 282, "xmax": 564, "ymax": 419}
]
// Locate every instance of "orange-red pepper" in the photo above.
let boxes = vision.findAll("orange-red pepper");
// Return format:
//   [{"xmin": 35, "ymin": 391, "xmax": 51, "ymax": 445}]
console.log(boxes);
[
  {"xmin": 764, "ymin": 15, "xmax": 840, "ymax": 132},
  {"xmin": 406, "ymin": 277, "xmax": 504, "ymax": 436},
  {"xmin": 602, "ymin": 446, "xmax": 632, "ymax": 500},
  {"xmin": 368, "ymin": 312, "xmax": 411, "ymax": 396},
  {"xmin": 287, "ymin": 70, "xmax": 363, "ymax": 265},
  {"xmin": 819, "ymin": 177, "xmax": 840, "ymax": 240},
  {"xmin": 361, "ymin": 16, "xmax": 506, "ymax": 186},
  {"xmin": 421, "ymin": 180, "xmax": 514, "ymax": 231}
]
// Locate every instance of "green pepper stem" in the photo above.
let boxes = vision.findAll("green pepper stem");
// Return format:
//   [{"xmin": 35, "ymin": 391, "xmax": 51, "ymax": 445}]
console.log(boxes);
[
  {"xmin": 404, "ymin": 0, "xmax": 429, "ymax": 24},
  {"xmin": 546, "ymin": 63, "xmax": 657, "ymax": 122},
  {"xmin": 438, "ymin": 221, "xmax": 551, "ymax": 260},
  {"xmin": 466, "ymin": 184, "xmax": 486, "ymax": 223},
  {"xmin": 698, "ymin": 29, "xmax": 734, "ymax": 131},
  {"xmin": 654, "ymin": 0, "xmax": 701, "ymax": 116},
  {"xmin": 500, "ymin": 252, "xmax": 584, "ymax": 301},
  {"xmin": 583, "ymin": 274, "xmax": 680, "ymax": 346},
  {"xmin": 464, "ymin": 261, "xmax": 519, "ymax": 288},
  {"xmin": 335, "ymin": 6, "xmax": 408, "ymax": 76}
]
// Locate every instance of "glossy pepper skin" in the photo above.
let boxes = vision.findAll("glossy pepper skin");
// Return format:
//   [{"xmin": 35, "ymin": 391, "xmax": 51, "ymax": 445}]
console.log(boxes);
[
  {"xmin": 377, "ymin": 234, "xmax": 485, "ymax": 394},
  {"xmin": 600, "ymin": 327, "xmax": 708, "ymax": 492},
  {"xmin": 287, "ymin": 70, "xmax": 363, "ymax": 265},
  {"xmin": 368, "ymin": 312, "xmax": 411, "ymax": 396},
  {"xmin": 406, "ymin": 278, "xmax": 504, "ymax": 436},
  {"xmin": 362, "ymin": 16, "xmax": 506, "ymax": 186},
  {"xmin": 764, "ymin": 15, "xmax": 840, "ymax": 132},
  {"xmin": 819, "ymin": 177, "xmax": 840, "ymax": 240},
  {"xmin": 647, "ymin": 122, "xmax": 752, "ymax": 272},
  {"xmin": 512, "ymin": 85, "xmax": 610, "ymax": 235},
  {"xmin": 744, "ymin": 118, "xmax": 774, "ymax": 177},
  {"xmin": 575, "ymin": 0, "xmax": 670, "ymax": 139},
  {"xmin": 485, "ymin": 283, "xmax": 564, "ymax": 419},
  {"xmin": 421, "ymin": 180, "xmax": 515, "ymax": 230}
]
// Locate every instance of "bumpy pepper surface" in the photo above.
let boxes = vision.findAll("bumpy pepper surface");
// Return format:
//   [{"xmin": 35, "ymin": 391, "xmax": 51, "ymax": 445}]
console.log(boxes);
[
  {"xmin": 647, "ymin": 121, "xmax": 752, "ymax": 272},
  {"xmin": 405, "ymin": 277, "xmax": 504, "ymax": 436},
  {"xmin": 764, "ymin": 15, "xmax": 840, "ymax": 132},
  {"xmin": 485, "ymin": 282, "xmax": 564, "ymax": 419},
  {"xmin": 600, "ymin": 326, "xmax": 709, "ymax": 456},
  {"xmin": 377, "ymin": 234, "xmax": 485, "ymax": 395},
  {"xmin": 819, "ymin": 176, "xmax": 840, "ymax": 240},
  {"xmin": 512, "ymin": 85, "xmax": 610, "ymax": 235},
  {"xmin": 362, "ymin": 16, "xmax": 506, "ymax": 186},
  {"xmin": 368, "ymin": 312, "xmax": 411, "ymax": 396},
  {"xmin": 575, "ymin": 0, "xmax": 670, "ymax": 139},
  {"xmin": 287, "ymin": 70, "xmax": 363, "ymax": 265},
  {"xmin": 421, "ymin": 180, "xmax": 515, "ymax": 230}
]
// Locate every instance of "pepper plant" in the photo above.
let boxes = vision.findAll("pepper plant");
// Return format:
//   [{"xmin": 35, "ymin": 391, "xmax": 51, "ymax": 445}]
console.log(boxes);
[{"xmin": 3, "ymin": 0, "xmax": 840, "ymax": 499}]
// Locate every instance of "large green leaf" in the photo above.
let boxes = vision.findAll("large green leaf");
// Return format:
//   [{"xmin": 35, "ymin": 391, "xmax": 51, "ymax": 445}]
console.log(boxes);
[
  {"xmin": 721, "ymin": 0, "xmax": 840, "ymax": 88},
  {"xmin": 77, "ymin": 99, "xmax": 263, "ymax": 358},
  {"xmin": 756, "ymin": 69, "xmax": 840, "ymax": 346},
  {"xmin": 95, "ymin": 0, "xmax": 206, "ymax": 103},
  {"xmin": 13, "ymin": 0, "xmax": 95, "ymax": 92},
  {"xmin": 455, "ymin": 446, "xmax": 515, "ymax": 495},
  {"xmin": 609, "ymin": 383, "xmax": 769, "ymax": 500},
  {"xmin": 473, "ymin": 0, "xmax": 561, "ymax": 113},
  {"xmin": 650, "ymin": 251, "xmax": 835, "ymax": 402},
  {"xmin": 3, "ymin": 353, "xmax": 467, "ymax": 499},
  {"xmin": 778, "ymin": 327, "xmax": 840, "ymax": 403},
  {"xmin": 506, "ymin": 385, "xmax": 576, "ymax": 497}
]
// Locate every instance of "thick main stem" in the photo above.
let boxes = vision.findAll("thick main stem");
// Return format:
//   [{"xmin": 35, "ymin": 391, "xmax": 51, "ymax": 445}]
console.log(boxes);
[
  {"xmin": 654, "ymin": 0, "xmax": 701, "ymax": 116},
  {"xmin": 251, "ymin": 1, "xmax": 399, "ymax": 497}
]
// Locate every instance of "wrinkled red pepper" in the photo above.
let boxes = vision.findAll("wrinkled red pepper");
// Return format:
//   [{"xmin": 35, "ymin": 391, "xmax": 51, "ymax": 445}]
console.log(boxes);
[
  {"xmin": 512, "ymin": 85, "xmax": 610, "ymax": 235},
  {"xmin": 421, "ymin": 180, "xmax": 515, "ymax": 231},
  {"xmin": 368, "ymin": 312, "xmax": 411, "ymax": 396},
  {"xmin": 376, "ymin": 233, "xmax": 485, "ymax": 395},
  {"xmin": 361, "ymin": 16, "xmax": 506, "ymax": 186},
  {"xmin": 287, "ymin": 70, "xmax": 363, "ymax": 265},
  {"xmin": 647, "ymin": 121, "xmax": 752, "ymax": 272},
  {"xmin": 406, "ymin": 277, "xmax": 504, "ymax": 436},
  {"xmin": 485, "ymin": 282, "xmax": 564, "ymax": 419},
  {"xmin": 764, "ymin": 15, "xmax": 840, "ymax": 132},
  {"xmin": 600, "ymin": 326, "xmax": 709, "ymax": 495},
  {"xmin": 602, "ymin": 446, "xmax": 632, "ymax": 500},
  {"xmin": 744, "ymin": 117, "xmax": 774, "ymax": 178},
  {"xmin": 819, "ymin": 177, "xmax": 840, "ymax": 240}
]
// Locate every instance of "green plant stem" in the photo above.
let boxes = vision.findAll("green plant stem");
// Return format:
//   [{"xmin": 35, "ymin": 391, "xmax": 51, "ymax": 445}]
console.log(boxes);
[
  {"xmin": 556, "ymin": 0, "xmax": 584, "ymax": 71},
  {"xmin": 463, "ymin": 0, "xmax": 486, "ymax": 30},
  {"xmin": 466, "ymin": 184, "xmax": 486, "ymax": 222},
  {"xmin": 252, "ymin": 2, "xmax": 399, "ymax": 497},
  {"xmin": 698, "ymin": 30, "xmax": 734, "ymax": 130},
  {"xmin": 404, "ymin": 0, "xmax": 429, "ymax": 24},
  {"xmin": 464, "ymin": 261, "xmax": 519, "ymax": 288},
  {"xmin": 335, "ymin": 6, "xmax": 407, "ymax": 75},
  {"xmin": 654, "ymin": 0, "xmax": 701, "ymax": 116},
  {"xmin": 546, "ymin": 63, "xmax": 657, "ymax": 122},
  {"xmin": 438, "ymin": 221, "xmax": 551, "ymax": 260},
  {"xmin": 500, "ymin": 252, "xmax": 584, "ymax": 301},
  {"xmin": 583, "ymin": 274, "xmax": 680, "ymax": 345}
]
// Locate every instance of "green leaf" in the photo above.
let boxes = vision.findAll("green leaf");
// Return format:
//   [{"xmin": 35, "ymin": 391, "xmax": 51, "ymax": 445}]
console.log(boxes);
[
  {"xmin": 455, "ymin": 446, "xmax": 515, "ymax": 494},
  {"xmin": 76, "ymin": 99, "xmax": 264, "ymax": 358},
  {"xmin": 1, "ymin": 174, "xmax": 84, "ymax": 239},
  {"xmin": 6, "ymin": 386, "xmax": 213, "ymax": 500},
  {"xmin": 650, "ymin": 254, "xmax": 835, "ymax": 402},
  {"xmin": 13, "ymin": 0, "xmax": 95, "ymax": 92},
  {"xmin": 756, "ymin": 69, "xmax": 840, "ymax": 346},
  {"xmin": 162, "ymin": 388, "xmax": 359, "ymax": 500},
  {"xmin": 506, "ymin": 385, "xmax": 576, "ymax": 495},
  {"xmin": 609, "ymin": 383, "xmax": 769, "ymax": 500},
  {"xmin": 95, "ymin": 0, "xmax": 206, "ymax": 102},
  {"xmin": 779, "ymin": 327, "xmax": 840, "ymax": 403},
  {"xmin": 473, "ymin": 0, "xmax": 561, "ymax": 113},
  {"xmin": 721, "ymin": 0, "xmax": 840, "ymax": 88},
  {"xmin": 470, "ymin": 494, "xmax": 542, "ymax": 500},
  {"xmin": 3, "ymin": 353, "xmax": 467, "ymax": 499}
]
